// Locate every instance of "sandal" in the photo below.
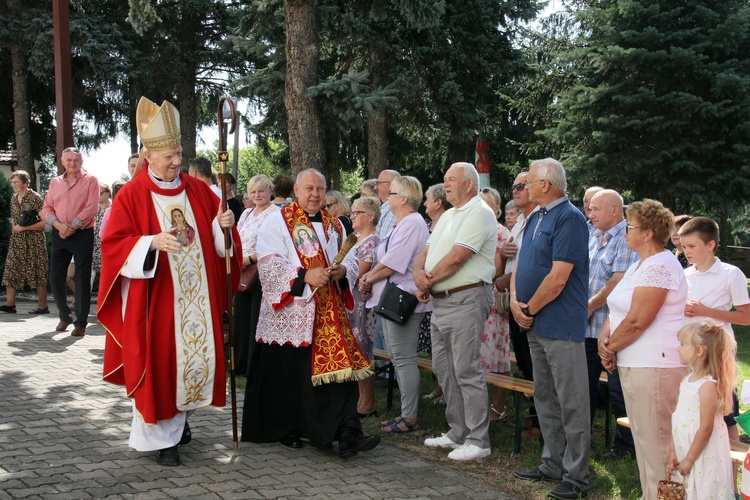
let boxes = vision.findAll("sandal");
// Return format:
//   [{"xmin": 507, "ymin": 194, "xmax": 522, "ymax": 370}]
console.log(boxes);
[
  {"xmin": 381, "ymin": 417, "xmax": 420, "ymax": 433},
  {"xmin": 0, "ymin": 304, "xmax": 17, "ymax": 313},
  {"xmin": 28, "ymin": 307, "xmax": 50, "ymax": 314},
  {"xmin": 422, "ymin": 390, "xmax": 443, "ymax": 401},
  {"xmin": 490, "ymin": 404, "xmax": 507, "ymax": 422}
]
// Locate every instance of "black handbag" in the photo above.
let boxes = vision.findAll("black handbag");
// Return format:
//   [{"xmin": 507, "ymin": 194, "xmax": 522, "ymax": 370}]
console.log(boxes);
[
  {"xmin": 374, "ymin": 280, "xmax": 419, "ymax": 326},
  {"xmin": 18, "ymin": 210, "xmax": 41, "ymax": 227}
]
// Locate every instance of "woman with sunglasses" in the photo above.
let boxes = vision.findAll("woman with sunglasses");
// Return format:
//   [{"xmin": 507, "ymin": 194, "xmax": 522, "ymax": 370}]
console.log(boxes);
[{"xmin": 323, "ymin": 190, "xmax": 353, "ymax": 234}]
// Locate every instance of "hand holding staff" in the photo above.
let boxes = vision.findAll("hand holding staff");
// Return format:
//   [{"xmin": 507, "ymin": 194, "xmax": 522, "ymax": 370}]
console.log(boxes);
[{"xmin": 306, "ymin": 233, "xmax": 358, "ymax": 303}]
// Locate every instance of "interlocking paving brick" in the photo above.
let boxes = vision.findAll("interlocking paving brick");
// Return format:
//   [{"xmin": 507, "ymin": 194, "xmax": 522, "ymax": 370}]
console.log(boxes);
[{"xmin": 1, "ymin": 302, "xmax": 514, "ymax": 499}]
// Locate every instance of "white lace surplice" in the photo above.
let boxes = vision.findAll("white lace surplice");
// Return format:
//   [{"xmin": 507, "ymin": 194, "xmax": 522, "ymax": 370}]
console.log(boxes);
[{"xmin": 254, "ymin": 210, "xmax": 345, "ymax": 346}]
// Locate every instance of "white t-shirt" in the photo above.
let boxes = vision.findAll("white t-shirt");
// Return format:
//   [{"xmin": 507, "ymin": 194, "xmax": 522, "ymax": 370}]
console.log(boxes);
[
  {"xmin": 607, "ymin": 250, "xmax": 687, "ymax": 368},
  {"xmin": 503, "ymin": 205, "xmax": 540, "ymax": 274},
  {"xmin": 684, "ymin": 258, "xmax": 750, "ymax": 337}
]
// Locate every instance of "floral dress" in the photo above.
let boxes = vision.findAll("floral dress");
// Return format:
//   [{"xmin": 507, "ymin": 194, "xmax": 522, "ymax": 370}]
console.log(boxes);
[
  {"xmin": 671, "ymin": 373, "xmax": 733, "ymax": 499},
  {"xmin": 480, "ymin": 223, "xmax": 511, "ymax": 373},
  {"xmin": 2, "ymin": 190, "xmax": 48, "ymax": 289},
  {"xmin": 347, "ymin": 233, "xmax": 380, "ymax": 361}
]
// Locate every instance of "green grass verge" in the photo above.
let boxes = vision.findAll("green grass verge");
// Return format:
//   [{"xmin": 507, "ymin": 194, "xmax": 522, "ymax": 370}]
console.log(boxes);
[{"xmin": 365, "ymin": 309, "xmax": 750, "ymax": 499}]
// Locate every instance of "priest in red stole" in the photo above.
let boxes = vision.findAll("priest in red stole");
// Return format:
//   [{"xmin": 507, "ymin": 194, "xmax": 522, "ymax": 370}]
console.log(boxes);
[
  {"xmin": 99, "ymin": 97, "xmax": 241, "ymax": 466},
  {"xmin": 241, "ymin": 169, "xmax": 380, "ymax": 459}
]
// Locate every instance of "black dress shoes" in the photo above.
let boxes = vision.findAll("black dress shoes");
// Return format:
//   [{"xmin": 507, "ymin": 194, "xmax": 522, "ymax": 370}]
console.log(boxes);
[
  {"xmin": 548, "ymin": 481, "xmax": 588, "ymax": 499},
  {"xmin": 156, "ymin": 445, "xmax": 181, "ymax": 466},
  {"xmin": 179, "ymin": 421, "xmax": 191, "ymax": 446},
  {"xmin": 338, "ymin": 434, "xmax": 381, "ymax": 459},
  {"xmin": 279, "ymin": 434, "xmax": 303, "ymax": 449},
  {"xmin": 513, "ymin": 467, "xmax": 562, "ymax": 482}
]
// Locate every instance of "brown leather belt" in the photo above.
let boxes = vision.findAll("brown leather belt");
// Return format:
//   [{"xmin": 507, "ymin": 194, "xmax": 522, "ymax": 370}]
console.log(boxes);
[{"xmin": 430, "ymin": 281, "xmax": 486, "ymax": 299}]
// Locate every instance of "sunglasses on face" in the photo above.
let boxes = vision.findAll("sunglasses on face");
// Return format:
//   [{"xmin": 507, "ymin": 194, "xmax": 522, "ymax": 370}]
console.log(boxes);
[
  {"xmin": 62, "ymin": 147, "xmax": 81, "ymax": 154},
  {"xmin": 511, "ymin": 182, "xmax": 527, "ymax": 192}
]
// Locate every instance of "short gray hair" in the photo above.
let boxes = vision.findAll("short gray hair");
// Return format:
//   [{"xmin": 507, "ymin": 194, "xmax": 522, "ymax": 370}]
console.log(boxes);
[
  {"xmin": 531, "ymin": 158, "xmax": 567, "ymax": 193},
  {"xmin": 505, "ymin": 200, "xmax": 516, "ymax": 211},
  {"xmin": 453, "ymin": 162, "xmax": 480, "ymax": 191},
  {"xmin": 426, "ymin": 184, "xmax": 452, "ymax": 211},
  {"xmin": 390, "ymin": 176, "xmax": 423, "ymax": 212},
  {"xmin": 351, "ymin": 196, "xmax": 381, "ymax": 226}
]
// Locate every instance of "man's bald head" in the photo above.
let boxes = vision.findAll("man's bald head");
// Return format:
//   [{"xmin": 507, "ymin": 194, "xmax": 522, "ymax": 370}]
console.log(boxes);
[
  {"xmin": 294, "ymin": 169, "xmax": 327, "ymax": 213},
  {"xmin": 589, "ymin": 189, "xmax": 624, "ymax": 231},
  {"xmin": 376, "ymin": 169, "xmax": 400, "ymax": 202},
  {"xmin": 583, "ymin": 186, "xmax": 604, "ymax": 218}
]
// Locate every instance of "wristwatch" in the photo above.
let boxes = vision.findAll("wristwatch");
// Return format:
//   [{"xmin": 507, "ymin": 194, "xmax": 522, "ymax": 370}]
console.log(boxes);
[{"xmin": 522, "ymin": 307, "xmax": 535, "ymax": 318}]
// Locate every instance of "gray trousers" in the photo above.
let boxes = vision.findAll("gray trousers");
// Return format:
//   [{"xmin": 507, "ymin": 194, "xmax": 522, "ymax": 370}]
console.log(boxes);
[
  {"xmin": 528, "ymin": 331, "xmax": 590, "ymax": 490},
  {"xmin": 382, "ymin": 312, "xmax": 424, "ymax": 419},
  {"xmin": 431, "ymin": 285, "xmax": 492, "ymax": 448}
]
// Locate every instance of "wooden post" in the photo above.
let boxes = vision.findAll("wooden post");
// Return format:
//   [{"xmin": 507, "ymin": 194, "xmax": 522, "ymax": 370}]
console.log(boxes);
[{"xmin": 53, "ymin": 0, "xmax": 73, "ymax": 175}]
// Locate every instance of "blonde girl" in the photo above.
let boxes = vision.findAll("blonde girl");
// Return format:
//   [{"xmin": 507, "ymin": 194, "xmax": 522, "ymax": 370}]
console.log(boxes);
[{"xmin": 668, "ymin": 320, "xmax": 735, "ymax": 499}]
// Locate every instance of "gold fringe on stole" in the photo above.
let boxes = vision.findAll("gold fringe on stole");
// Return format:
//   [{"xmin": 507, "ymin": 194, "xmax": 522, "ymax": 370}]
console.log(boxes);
[{"xmin": 311, "ymin": 366, "xmax": 374, "ymax": 387}]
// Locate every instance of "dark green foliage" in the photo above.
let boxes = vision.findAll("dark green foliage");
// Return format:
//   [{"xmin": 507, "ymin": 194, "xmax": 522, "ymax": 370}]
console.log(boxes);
[
  {"xmin": 544, "ymin": 0, "xmax": 750, "ymax": 213},
  {"xmin": 231, "ymin": 0, "xmax": 542, "ymax": 188}
]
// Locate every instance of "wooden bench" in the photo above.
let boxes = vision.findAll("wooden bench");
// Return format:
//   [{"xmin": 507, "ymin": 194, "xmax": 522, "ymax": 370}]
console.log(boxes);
[
  {"xmin": 373, "ymin": 348, "xmax": 535, "ymax": 454},
  {"xmin": 616, "ymin": 417, "xmax": 748, "ymax": 465}
]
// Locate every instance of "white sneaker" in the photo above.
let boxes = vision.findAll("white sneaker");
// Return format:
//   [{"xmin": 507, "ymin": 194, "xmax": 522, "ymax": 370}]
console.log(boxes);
[
  {"xmin": 424, "ymin": 433, "xmax": 460, "ymax": 449},
  {"xmin": 447, "ymin": 443, "xmax": 491, "ymax": 461}
]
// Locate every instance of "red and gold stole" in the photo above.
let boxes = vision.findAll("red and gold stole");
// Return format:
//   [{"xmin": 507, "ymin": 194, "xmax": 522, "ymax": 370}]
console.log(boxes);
[{"xmin": 282, "ymin": 203, "xmax": 372, "ymax": 385}]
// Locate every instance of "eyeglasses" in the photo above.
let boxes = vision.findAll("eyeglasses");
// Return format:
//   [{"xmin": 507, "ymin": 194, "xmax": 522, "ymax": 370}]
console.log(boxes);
[
  {"xmin": 322, "ymin": 203, "xmax": 334, "ymax": 209},
  {"xmin": 625, "ymin": 225, "xmax": 641, "ymax": 233},
  {"xmin": 511, "ymin": 182, "xmax": 527, "ymax": 192},
  {"xmin": 377, "ymin": 180, "xmax": 391, "ymax": 185},
  {"xmin": 350, "ymin": 210, "xmax": 366, "ymax": 217},
  {"xmin": 62, "ymin": 147, "xmax": 80, "ymax": 154},
  {"xmin": 526, "ymin": 179, "xmax": 546, "ymax": 186},
  {"xmin": 388, "ymin": 192, "xmax": 400, "ymax": 196}
]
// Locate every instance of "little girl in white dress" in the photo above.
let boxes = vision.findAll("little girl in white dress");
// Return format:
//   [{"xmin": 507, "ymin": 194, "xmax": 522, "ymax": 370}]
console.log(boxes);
[{"xmin": 669, "ymin": 320, "xmax": 736, "ymax": 499}]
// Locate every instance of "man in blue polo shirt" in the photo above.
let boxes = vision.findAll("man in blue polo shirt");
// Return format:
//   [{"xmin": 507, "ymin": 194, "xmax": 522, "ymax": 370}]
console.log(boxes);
[{"xmin": 510, "ymin": 158, "xmax": 590, "ymax": 500}]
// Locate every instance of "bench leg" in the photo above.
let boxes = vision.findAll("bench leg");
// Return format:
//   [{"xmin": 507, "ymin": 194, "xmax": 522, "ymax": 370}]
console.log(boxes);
[
  {"xmin": 604, "ymin": 386, "xmax": 612, "ymax": 448},
  {"xmin": 386, "ymin": 363, "xmax": 395, "ymax": 410},
  {"xmin": 514, "ymin": 391, "xmax": 523, "ymax": 455}
]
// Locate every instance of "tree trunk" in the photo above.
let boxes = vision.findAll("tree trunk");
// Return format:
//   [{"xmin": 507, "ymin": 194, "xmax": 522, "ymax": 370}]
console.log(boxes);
[
  {"xmin": 324, "ymin": 131, "xmax": 341, "ymax": 190},
  {"xmin": 284, "ymin": 0, "xmax": 324, "ymax": 176},
  {"xmin": 367, "ymin": 43, "xmax": 388, "ymax": 179},
  {"xmin": 9, "ymin": 0, "xmax": 35, "ymax": 188}
]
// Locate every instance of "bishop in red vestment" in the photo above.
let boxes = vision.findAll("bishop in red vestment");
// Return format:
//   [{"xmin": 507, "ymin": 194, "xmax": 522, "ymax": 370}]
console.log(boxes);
[{"xmin": 99, "ymin": 98, "xmax": 241, "ymax": 466}]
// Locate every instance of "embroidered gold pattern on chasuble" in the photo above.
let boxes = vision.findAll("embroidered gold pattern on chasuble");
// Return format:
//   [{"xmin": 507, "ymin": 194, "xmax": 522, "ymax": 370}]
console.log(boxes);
[{"xmin": 152, "ymin": 193, "xmax": 215, "ymax": 411}]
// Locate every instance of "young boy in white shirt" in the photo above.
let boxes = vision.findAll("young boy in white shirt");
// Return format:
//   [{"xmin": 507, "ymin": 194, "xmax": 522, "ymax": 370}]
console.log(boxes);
[{"xmin": 679, "ymin": 216, "xmax": 750, "ymax": 446}]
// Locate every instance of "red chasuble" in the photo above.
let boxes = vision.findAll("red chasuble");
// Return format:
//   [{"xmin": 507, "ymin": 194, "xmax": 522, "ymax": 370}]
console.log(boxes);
[{"xmin": 99, "ymin": 170, "xmax": 241, "ymax": 424}]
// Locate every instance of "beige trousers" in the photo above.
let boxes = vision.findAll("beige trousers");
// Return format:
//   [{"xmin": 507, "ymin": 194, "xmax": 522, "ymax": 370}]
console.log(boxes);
[{"xmin": 619, "ymin": 366, "xmax": 688, "ymax": 500}]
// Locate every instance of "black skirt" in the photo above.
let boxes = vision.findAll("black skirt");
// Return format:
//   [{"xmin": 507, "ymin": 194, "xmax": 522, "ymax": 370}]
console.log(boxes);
[{"xmin": 241, "ymin": 342, "xmax": 362, "ymax": 447}]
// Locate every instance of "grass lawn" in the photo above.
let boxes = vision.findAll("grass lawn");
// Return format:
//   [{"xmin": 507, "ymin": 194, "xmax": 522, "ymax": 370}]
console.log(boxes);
[{"xmin": 362, "ymin": 308, "xmax": 750, "ymax": 499}]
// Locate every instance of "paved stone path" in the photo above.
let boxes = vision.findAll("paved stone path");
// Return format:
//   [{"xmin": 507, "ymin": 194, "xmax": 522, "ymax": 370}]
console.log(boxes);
[{"xmin": 0, "ymin": 302, "xmax": 514, "ymax": 499}]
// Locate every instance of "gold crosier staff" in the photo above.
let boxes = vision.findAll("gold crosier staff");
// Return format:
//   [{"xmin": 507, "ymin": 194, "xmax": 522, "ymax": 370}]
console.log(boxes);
[{"xmin": 217, "ymin": 96, "xmax": 239, "ymax": 448}]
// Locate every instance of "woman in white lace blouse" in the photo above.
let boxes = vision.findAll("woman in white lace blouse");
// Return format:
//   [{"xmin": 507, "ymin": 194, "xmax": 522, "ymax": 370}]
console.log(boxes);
[
  {"xmin": 598, "ymin": 199, "xmax": 689, "ymax": 500},
  {"xmin": 233, "ymin": 175, "xmax": 280, "ymax": 376}
]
